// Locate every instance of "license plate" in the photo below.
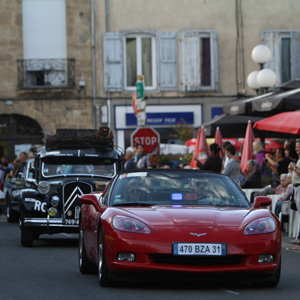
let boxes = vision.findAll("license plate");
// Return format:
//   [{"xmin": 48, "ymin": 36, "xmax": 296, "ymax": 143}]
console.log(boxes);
[{"xmin": 173, "ymin": 243, "xmax": 226, "ymax": 256}]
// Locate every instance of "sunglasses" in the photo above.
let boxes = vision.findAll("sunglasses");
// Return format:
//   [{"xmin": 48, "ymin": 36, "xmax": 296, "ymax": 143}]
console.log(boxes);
[
  {"xmin": 194, "ymin": 181, "xmax": 205, "ymax": 187},
  {"xmin": 129, "ymin": 188, "xmax": 141, "ymax": 193}
]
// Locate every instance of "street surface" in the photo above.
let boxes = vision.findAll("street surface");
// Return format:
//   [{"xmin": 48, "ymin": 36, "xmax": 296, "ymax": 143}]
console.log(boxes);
[{"xmin": 1, "ymin": 215, "xmax": 300, "ymax": 300}]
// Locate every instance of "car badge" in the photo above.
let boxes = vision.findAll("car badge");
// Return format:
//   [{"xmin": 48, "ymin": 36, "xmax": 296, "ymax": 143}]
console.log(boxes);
[{"xmin": 190, "ymin": 233, "xmax": 207, "ymax": 237}]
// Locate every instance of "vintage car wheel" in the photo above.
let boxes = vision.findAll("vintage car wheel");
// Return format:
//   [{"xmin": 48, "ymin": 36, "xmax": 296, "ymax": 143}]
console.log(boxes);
[
  {"xmin": 79, "ymin": 220, "xmax": 97, "ymax": 274},
  {"xmin": 253, "ymin": 257, "xmax": 281, "ymax": 287},
  {"xmin": 5, "ymin": 196, "xmax": 19, "ymax": 223},
  {"xmin": 98, "ymin": 228, "xmax": 111, "ymax": 287},
  {"xmin": 20, "ymin": 209, "xmax": 34, "ymax": 247}
]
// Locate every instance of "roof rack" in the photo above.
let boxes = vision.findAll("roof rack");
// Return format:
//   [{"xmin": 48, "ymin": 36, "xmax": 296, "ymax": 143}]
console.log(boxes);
[{"xmin": 45, "ymin": 127, "xmax": 114, "ymax": 150}]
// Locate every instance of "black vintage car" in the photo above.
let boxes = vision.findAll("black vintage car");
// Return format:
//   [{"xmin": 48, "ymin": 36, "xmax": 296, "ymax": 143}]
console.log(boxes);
[
  {"xmin": 18, "ymin": 127, "xmax": 123, "ymax": 247},
  {"xmin": 3, "ymin": 159, "xmax": 35, "ymax": 222}
]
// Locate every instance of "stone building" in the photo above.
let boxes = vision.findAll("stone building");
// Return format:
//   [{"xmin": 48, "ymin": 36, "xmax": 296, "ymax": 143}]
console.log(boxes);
[{"xmin": 1, "ymin": 0, "xmax": 299, "ymax": 159}]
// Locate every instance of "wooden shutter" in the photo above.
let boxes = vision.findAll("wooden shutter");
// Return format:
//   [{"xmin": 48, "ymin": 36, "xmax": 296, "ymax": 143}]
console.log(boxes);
[
  {"xmin": 159, "ymin": 32, "xmax": 177, "ymax": 91},
  {"xmin": 210, "ymin": 31, "xmax": 219, "ymax": 91},
  {"xmin": 103, "ymin": 32, "xmax": 123, "ymax": 92},
  {"xmin": 291, "ymin": 31, "xmax": 299, "ymax": 80}
]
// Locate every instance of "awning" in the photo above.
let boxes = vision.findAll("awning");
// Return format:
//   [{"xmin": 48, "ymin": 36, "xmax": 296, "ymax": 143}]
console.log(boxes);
[
  {"xmin": 201, "ymin": 114, "xmax": 264, "ymax": 138},
  {"xmin": 223, "ymin": 81, "xmax": 300, "ymax": 117}
]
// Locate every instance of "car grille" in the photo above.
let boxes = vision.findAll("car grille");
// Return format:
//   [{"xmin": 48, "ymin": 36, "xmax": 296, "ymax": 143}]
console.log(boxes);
[
  {"xmin": 151, "ymin": 254, "xmax": 244, "ymax": 266},
  {"xmin": 63, "ymin": 181, "xmax": 93, "ymax": 218}
]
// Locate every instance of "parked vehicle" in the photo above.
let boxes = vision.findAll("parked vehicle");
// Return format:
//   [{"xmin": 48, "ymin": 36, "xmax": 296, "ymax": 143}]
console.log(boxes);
[
  {"xmin": 78, "ymin": 169, "xmax": 281, "ymax": 287},
  {"xmin": 18, "ymin": 127, "xmax": 123, "ymax": 247},
  {"xmin": 3, "ymin": 159, "xmax": 35, "ymax": 222}
]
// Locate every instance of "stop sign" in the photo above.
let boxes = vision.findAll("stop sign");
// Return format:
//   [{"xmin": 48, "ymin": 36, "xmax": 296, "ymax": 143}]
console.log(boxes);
[{"xmin": 131, "ymin": 127, "xmax": 160, "ymax": 154}]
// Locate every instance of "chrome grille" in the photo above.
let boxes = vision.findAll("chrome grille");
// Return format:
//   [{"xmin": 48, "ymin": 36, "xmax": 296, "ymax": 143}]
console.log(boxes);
[{"xmin": 62, "ymin": 181, "xmax": 93, "ymax": 218}]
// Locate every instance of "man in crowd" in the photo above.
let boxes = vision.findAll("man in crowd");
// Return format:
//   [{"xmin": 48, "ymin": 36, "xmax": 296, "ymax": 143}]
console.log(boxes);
[
  {"xmin": 290, "ymin": 139, "xmax": 300, "ymax": 244},
  {"xmin": 135, "ymin": 144, "xmax": 150, "ymax": 169},
  {"xmin": 222, "ymin": 143, "xmax": 240, "ymax": 185}
]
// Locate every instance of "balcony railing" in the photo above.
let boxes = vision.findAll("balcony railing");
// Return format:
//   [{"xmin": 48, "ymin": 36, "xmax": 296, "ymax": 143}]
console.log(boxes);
[{"xmin": 17, "ymin": 58, "xmax": 75, "ymax": 89}]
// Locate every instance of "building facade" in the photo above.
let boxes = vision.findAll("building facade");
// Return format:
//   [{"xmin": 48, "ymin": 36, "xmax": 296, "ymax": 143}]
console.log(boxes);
[{"xmin": 1, "ymin": 0, "xmax": 299, "ymax": 158}]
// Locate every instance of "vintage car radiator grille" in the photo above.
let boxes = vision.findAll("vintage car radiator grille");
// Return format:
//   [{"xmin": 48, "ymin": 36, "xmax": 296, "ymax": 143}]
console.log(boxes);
[
  {"xmin": 152, "ymin": 254, "xmax": 244, "ymax": 266},
  {"xmin": 63, "ymin": 181, "xmax": 93, "ymax": 217}
]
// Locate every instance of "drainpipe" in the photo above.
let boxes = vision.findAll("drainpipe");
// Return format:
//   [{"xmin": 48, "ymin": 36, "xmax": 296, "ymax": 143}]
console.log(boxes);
[
  {"xmin": 91, "ymin": 0, "xmax": 97, "ymax": 129},
  {"xmin": 106, "ymin": 0, "xmax": 111, "ymax": 129}
]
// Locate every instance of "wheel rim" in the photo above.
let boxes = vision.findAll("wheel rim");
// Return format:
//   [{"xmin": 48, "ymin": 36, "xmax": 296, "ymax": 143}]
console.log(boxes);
[{"xmin": 98, "ymin": 234, "xmax": 103, "ymax": 281}]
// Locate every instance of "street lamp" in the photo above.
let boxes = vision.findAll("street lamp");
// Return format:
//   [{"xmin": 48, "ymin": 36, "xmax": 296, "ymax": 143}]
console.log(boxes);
[{"xmin": 247, "ymin": 44, "xmax": 277, "ymax": 94}]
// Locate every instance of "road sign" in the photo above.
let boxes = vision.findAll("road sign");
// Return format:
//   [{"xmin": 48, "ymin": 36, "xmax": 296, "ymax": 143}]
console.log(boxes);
[{"xmin": 131, "ymin": 127, "xmax": 160, "ymax": 154}]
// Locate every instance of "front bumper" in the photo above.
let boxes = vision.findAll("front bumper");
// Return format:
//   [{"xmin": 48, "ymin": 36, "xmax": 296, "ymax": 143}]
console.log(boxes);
[{"xmin": 23, "ymin": 216, "xmax": 79, "ymax": 228}]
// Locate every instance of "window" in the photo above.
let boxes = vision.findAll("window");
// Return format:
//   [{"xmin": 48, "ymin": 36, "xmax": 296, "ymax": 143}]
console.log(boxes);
[
  {"xmin": 262, "ymin": 30, "xmax": 299, "ymax": 84},
  {"xmin": 179, "ymin": 30, "xmax": 219, "ymax": 92},
  {"xmin": 103, "ymin": 31, "xmax": 177, "ymax": 92},
  {"xmin": 125, "ymin": 35, "xmax": 156, "ymax": 90}
]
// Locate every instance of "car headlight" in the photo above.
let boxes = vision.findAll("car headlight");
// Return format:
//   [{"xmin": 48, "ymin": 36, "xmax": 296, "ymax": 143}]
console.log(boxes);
[
  {"xmin": 12, "ymin": 190, "xmax": 21, "ymax": 198},
  {"xmin": 51, "ymin": 196, "xmax": 60, "ymax": 207},
  {"xmin": 112, "ymin": 215, "xmax": 151, "ymax": 234},
  {"xmin": 244, "ymin": 217, "xmax": 276, "ymax": 235},
  {"xmin": 37, "ymin": 181, "xmax": 50, "ymax": 194}
]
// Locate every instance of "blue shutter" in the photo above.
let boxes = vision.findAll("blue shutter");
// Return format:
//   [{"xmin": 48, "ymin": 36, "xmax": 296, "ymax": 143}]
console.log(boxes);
[
  {"xmin": 159, "ymin": 32, "xmax": 177, "ymax": 91},
  {"xmin": 291, "ymin": 31, "xmax": 299, "ymax": 80},
  {"xmin": 262, "ymin": 31, "xmax": 281, "ymax": 83},
  {"xmin": 103, "ymin": 32, "xmax": 123, "ymax": 92},
  {"xmin": 210, "ymin": 31, "xmax": 219, "ymax": 92},
  {"xmin": 179, "ymin": 31, "xmax": 201, "ymax": 92}
]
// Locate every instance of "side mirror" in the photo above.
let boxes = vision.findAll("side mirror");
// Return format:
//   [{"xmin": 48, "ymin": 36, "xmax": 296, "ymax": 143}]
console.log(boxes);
[
  {"xmin": 79, "ymin": 194, "xmax": 101, "ymax": 211},
  {"xmin": 253, "ymin": 196, "xmax": 272, "ymax": 208}
]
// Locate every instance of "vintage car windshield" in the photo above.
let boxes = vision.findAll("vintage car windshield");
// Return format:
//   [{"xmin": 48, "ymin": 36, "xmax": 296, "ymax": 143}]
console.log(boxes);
[
  {"xmin": 41, "ymin": 157, "xmax": 116, "ymax": 178},
  {"xmin": 110, "ymin": 170, "xmax": 250, "ymax": 207}
]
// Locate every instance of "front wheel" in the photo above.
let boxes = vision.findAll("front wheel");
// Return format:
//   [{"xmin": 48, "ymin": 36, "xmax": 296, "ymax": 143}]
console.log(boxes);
[
  {"xmin": 98, "ymin": 228, "xmax": 112, "ymax": 287},
  {"xmin": 6, "ymin": 196, "xmax": 19, "ymax": 223},
  {"xmin": 79, "ymin": 220, "xmax": 97, "ymax": 274},
  {"xmin": 253, "ymin": 257, "xmax": 281, "ymax": 287}
]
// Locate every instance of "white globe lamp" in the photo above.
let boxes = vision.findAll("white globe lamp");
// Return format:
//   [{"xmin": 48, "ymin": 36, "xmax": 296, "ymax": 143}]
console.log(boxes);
[
  {"xmin": 251, "ymin": 45, "xmax": 272, "ymax": 65},
  {"xmin": 247, "ymin": 71, "xmax": 260, "ymax": 90},
  {"xmin": 257, "ymin": 69, "xmax": 277, "ymax": 88}
]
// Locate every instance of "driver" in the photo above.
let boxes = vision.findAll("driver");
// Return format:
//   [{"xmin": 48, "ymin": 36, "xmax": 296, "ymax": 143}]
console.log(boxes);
[
  {"xmin": 127, "ymin": 179, "xmax": 145, "ymax": 202},
  {"xmin": 190, "ymin": 178, "xmax": 209, "ymax": 199}
]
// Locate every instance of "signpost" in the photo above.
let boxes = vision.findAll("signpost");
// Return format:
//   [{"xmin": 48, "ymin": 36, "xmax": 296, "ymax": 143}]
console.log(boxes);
[{"xmin": 131, "ymin": 127, "xmax": 160, "ymax": 154}]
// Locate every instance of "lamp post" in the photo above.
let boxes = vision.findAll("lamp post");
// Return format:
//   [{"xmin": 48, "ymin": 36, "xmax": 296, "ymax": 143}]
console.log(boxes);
[{"xmin": 247, "ymin": 45, "xmax": 277, "ymax": 94}]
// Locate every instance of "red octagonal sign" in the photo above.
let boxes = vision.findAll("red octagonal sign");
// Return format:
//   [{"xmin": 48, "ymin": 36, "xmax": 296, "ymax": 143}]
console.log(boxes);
[{"xmin": 131, "ymin": 127, "xmax": 160, "ymax": 154}]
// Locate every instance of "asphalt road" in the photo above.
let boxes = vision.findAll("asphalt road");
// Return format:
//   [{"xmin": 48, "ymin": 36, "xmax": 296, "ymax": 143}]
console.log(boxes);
[{"xmin": 1, "ymin": 214, "xmax": 300, "ymax": 300}]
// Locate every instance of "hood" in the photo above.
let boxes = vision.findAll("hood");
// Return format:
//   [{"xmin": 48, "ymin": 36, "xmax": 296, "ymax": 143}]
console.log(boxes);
[{"xmin": 120, "ymin": 206, "xmax": 251, "ymax": 231}]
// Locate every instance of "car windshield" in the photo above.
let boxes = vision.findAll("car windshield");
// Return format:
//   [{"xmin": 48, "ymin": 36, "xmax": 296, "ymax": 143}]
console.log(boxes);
[
  {"xmin": 110, "ymin": 170, "xmax": 250, "ymax": 208},
  {"xmin": 41, "ymin": 157, "xmax": 116, "ymax": 178}
]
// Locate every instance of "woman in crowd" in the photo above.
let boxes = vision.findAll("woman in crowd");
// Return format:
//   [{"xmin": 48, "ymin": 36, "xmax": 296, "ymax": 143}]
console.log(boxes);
[{"xmin": 196, "ymin": 143, "xmax": 222, "ymax": 173}]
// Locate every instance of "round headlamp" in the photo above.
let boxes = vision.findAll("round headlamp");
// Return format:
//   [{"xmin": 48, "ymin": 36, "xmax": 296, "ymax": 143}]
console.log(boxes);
[
  {"xmin": 51, "ymin": 196, "xmax": 60, "ymax": 207},
  {"xmin": 38, "ymin": 181, "xmax": 50, "ymax": 194}
]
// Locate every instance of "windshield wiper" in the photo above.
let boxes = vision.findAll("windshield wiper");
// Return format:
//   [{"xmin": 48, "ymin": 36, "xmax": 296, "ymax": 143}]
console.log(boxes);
[{"xmin": 112, "ymin": 202, "xmax": 154, "ymax": 207}]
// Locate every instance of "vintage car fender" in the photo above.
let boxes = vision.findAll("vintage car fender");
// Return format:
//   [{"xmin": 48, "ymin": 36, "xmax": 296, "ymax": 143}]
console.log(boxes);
[{"xmin": 20, "ymin": 189, "xmax": 49, "ymax": 214}]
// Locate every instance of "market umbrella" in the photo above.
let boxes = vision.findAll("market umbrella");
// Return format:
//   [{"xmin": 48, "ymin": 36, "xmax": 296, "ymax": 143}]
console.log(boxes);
[
  {"xmin": 214, "ymin": 127, "xmax": 223, "ymax": 159},
  {"xmin": 240, "ymin": 121, "xmax": 255, "ymax": 173},
  {"xmin": 202, "ymin": 114, "xmax": 264, "ymax": 138},
  {"xmin": 190, "ymin": 127, "xmax": 209, "ymax": 168},
  {"xmin": 253, "ymin": 111, "xmax": 300, "ymax": 135}
]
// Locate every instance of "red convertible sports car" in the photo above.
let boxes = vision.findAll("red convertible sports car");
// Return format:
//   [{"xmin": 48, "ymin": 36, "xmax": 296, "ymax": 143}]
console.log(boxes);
[{"xmin": 78, "ymin": 169, "xmax": 281, "ymax": 287}]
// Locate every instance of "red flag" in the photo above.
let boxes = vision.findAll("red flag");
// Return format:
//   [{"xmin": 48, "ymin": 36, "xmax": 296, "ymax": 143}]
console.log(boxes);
[
  {"xmin": 214, "ymin": 127, "xmax": 223, "ymax": 159},
  {"xmin": 190, "ymin": 127, "xmax": 209, "ymax": 168},
  {"xmin": 240, "ymin": 121, "xmax": 255, "ymax": 173}
]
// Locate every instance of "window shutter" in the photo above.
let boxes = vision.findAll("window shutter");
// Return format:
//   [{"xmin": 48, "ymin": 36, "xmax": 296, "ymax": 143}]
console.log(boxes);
[
  {"xmin": 180, "ymin": 31, "xmax": 201, "ymax": 92},
  {"xmin": 103, "ymin": 32, "xmax": 123, "ymax": 92},
  {"xmin": 159, "ymin": 32, "xmax": 177, "ymax": 91},
  {"xmin": 210, "ymin": 31, "xmax": 219, "ymax": 91},
  {"xmin": 291, "ymin": 31, "xmax": 299, "ymax": 80},
  {"xmin": 262, "ymin": 31, "xmax": 281, "ymax": 83}
]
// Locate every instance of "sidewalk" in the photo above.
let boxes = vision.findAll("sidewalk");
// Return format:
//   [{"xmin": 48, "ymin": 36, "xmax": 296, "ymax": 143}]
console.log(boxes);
[{"xmin": 282, "ymin": 232, "xmax": 300, "ymax": 252}]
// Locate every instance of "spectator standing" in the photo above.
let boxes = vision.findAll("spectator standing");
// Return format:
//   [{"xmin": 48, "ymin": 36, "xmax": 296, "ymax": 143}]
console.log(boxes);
[
  {"xmin": 222, "ymin": 141, "xmax": 231, "ymax": 170},
  {"xmin": 290, "ymin": 139, "xmax": 300, "ymax": 244},
  {"xmin": 265, "ymin": 147, "xmax": 291, "ymax": 188},
  {"xmin": 124, "ymin": 149, "xmax": 135, "ymax": 170},
  {"xmin": 0, "ymin": 156, "xmax": 12, "ymax": 190},
  {"xmin": 196, "ymin": 143, "xmax": 222, "ymax": 173},
  {"xmin": 19, "ymin": 151, "xmax": 28, "ymax": 162},
  {"xmin": 252, "ymin": 140, "xmax": 265, "ymax": 170},
  {"xmin": 222, "ymin": 144, "xmax": 241, "ymax": 185},
  {"xmin": 135, "ymin": 144, "xmax": 150, "ymax": 169},
  {"xmin": 241, "ymin": 159, "xmax": 262, "ymax": 188}
]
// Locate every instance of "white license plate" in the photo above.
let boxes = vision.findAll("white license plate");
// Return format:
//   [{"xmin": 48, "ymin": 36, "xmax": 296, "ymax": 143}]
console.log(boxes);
[{"xmin": 173, "ymin": 243, "xmax": 226, "ymax": 256}]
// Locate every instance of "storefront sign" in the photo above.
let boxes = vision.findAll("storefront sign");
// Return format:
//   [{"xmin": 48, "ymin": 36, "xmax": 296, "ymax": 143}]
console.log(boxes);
[{"xmin": 126, "ymin": 112, "xmax": 194, "ymax": 126}]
